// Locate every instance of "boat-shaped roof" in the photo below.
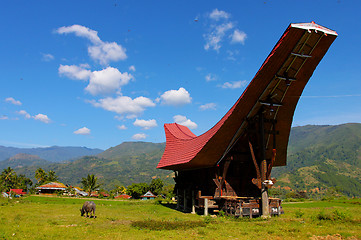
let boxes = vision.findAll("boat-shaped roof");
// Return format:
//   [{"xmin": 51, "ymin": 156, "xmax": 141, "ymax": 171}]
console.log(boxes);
[{"xmin": 157, "ymin": 22, "xmax": 337, "ymax": 171}]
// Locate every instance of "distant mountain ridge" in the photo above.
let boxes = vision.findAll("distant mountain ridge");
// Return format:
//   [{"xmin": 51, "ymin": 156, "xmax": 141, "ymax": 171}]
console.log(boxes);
[
  {"xmin": 0, "ymin": 145, "xmax": 104, "ymax": 163},
  {"xmin": 273, "ymin": 123, "xmax": 361, "ymax": 197},
  {"xmin": 1, "ymin": 124, "xmax": 360, "ymax": 197},
  {"xmin": 0, "ymin": 153, "xmax": 51, "ymax": 169}
]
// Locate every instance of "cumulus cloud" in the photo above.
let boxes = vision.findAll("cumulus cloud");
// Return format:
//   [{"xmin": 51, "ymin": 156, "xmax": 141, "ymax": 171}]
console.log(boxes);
[
  {"xmin": 204, "ymin": 22, "xmax": 234, "ymax": 52},
  {"xmin": 129, "ymin": 65, "xmax": 136, "ymax": 72},
  {"xmin": 158, "ymin": 87, "xmax": 192, "ymax": 106},
  {"xmin": 117, "ymin": 125, "xmax": 127, "ymax": 130},
  {"xmin": 86, "ymin": 67, "xmax": 133, "ymax": 95},
  {"xmin": 59, "ymin": 65, "xmax": 133, "ymax": 95},
  {"xmin": 59, "ymin": 64, "xmax": 92, "ymax": 80},
  {"xmin": 205, "ymin": 73, "xmax": 217, "ymax": 82},
  {"xmin": 74, "ymin": 127, "xmax": 91, "ymax": 135},
  {"xmin": 209, "ymin": 9, "xmax": 230, "ymax": 21},
  {"xmin": 231, "ymin": 29, "xmax": 247, "ymax": 44},
  {"xmin": 56, "ymin": 24, "xmax": 127, "ymax": 65},
  {"xmin": 132, "ymin": 133, "xmax": 147, "ymax": 140},
  {"xmin": 203, "ymin": 9, "xmax": 246, "ymax": 52},
  {"xmin": 221, "ymin": 80, "xmax": 248, "ymax": 89},
  {"xmin": 42, "ymin": 53, "xmax": 55, "ymax": 62},
  {"xmin": 199, "ymin": 103, "xmax": 216, "ymax": 111},
  {"xmin": 90, "ymin": 96, "xmax": 155, "ymax": 117},
  {"xmin": 5, "ymin": 97, "xmax": 22, "ymax": 105},
  {"xmin": 173, "ymin": 115, "xmax": 197, "ymax": 129},
  {"xmin": 17, "ymin": 110, "xmax": 31, "ymax": 119},
  {"xmin": 33, "ymin": 114, "xmax": 51, "ymax": 124},
  {"xmin": 17, "ymin": 110, "xmax": 51, "ymax": 123},
  {"xmin": 133, "ymin": 119, "xmax": 157, "ymax": 130}
]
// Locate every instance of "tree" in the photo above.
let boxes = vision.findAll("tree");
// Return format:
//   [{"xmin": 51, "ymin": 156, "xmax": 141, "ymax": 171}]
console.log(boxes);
[
  {"xmin": 81, "ymin": 174, "xmax": 101, "ymax": 196},
  {"xmin": 126, "ymin": 182, "xmax": 149, "ymax": 199},
  {"xmin": 0, "ymin": 167, "xmax": 16, "ymax": 192},
  {"xmin": 47, "ymin": 170, "xmax": 58, "ymax": 182},
  {"xmin": 149, "ymin": 178, "xmax": 164, "ymax": 196},
  {"xmin": 35, "ymin": 168, "xmax": 58, "ymax": 185},
  {"xmin": 35, "ymin": 168, "xmax": 47, "ymax": 185},
  {"xmin": 0, "ymin": 168, "xmax": 33, "ymax": 192}
]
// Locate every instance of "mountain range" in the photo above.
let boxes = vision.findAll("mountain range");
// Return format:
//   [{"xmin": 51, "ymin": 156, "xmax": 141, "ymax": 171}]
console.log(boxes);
[{"xmin": 1, "ymin": 123, "xmax": 360, "ymax": 197}]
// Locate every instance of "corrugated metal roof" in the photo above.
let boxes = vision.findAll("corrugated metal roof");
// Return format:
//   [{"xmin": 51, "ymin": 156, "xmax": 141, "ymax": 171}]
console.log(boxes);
[
  {"xmin": 36, "ymin": 182, "xmax": 67, "ymax": 190},
  {"xmin": 157, "ymin": 22, "xmax": 337, "ymax": 171}
]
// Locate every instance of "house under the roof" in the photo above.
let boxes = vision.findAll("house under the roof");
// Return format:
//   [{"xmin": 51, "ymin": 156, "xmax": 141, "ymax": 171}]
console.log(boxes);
[
  {"xmin": 157, "ymin": 22, "xmax": 337, "ymax": 217},
  {"xmin": 36, "ymin": 182, "xmax": 67, "ymax": 194}
]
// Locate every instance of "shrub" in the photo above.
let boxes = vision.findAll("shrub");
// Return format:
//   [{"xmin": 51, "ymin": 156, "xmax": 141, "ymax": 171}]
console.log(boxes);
[{"xmin": 294, "ymin": 209, "xmax": 304, "ymax": 218}]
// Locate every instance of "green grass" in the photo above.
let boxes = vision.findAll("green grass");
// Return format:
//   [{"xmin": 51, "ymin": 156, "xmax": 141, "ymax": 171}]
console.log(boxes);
[{"xmin": 1, "ymin": 195, "xmax": 360, "ymax": 239}]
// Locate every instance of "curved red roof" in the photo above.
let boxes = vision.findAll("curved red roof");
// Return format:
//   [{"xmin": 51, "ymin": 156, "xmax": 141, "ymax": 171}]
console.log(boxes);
[{"xmin": 158, "ymin": 22, "xmax": 337, "ymax": 171}]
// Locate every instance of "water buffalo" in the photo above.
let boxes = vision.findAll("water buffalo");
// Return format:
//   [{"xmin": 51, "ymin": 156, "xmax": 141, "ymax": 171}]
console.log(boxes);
[{"xmin": 80, "ymin": 201, "xmax": 96, "ymax": 218}]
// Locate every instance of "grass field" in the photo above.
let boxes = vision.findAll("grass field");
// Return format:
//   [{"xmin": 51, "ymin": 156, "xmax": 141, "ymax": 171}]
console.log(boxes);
[{"xmin": 1, "ymin": 196, "xmax": 360, "ymax": 239}]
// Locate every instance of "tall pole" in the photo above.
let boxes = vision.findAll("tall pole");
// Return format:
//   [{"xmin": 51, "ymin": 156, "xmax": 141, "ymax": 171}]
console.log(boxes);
[{"xmin": 259, "ymin": 109, "xmax": 270, "ymax": 218}]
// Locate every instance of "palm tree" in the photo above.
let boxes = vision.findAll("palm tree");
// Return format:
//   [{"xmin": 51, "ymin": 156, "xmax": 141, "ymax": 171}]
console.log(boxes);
[
  {"xmin": 81, "ymin": 174, "xmax": 100, "ymax": 196},
  {"xmin": 0, "ymin": 167, "xmax": 16, "ymax": 191},
  {"xmin": 35, "ymin": 168, "xmax": 47, "ymax": 185},
  {"xmin": 47, "ymin": 170, "xmax": 58, "ymax": 182}
]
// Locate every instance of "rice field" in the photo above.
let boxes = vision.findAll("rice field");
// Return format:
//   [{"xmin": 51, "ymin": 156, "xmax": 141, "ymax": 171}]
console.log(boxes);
[{"xmin": 0, "ymin": 195, "xmax": 360, "ymax": 239}]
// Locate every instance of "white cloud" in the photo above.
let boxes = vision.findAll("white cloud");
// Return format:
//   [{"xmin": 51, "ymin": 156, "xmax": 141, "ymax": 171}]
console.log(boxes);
[
  {"xmin": 59, "ymin": 65, "xmax": 133, "ymax": 95},
  {"xmin": 221, "ymin": 80, "xmax": 248, "ymax": 89},
  {"xmin": 133, "ymin": 119, "xmax": 157, "ymax": 130},
  {"xmin": 204, "ymin": 22, "xmax": 234, "ymax": 52},
  {"xmin": 17, "ymin": 110, "xmax": 51, "ymax": 123},
  {"xmin": 33, "ymin": 114, "xmax": 51, "ymax": 124},
  {"xmin": 209, "ymin": 9, "xmax": 230, "ymax": 21},
  {"xmin": 205, "ymin": 73, "xmax": 217, "ymax": 82},
  {"xmin": 204, "ymin": 9, "xmax": 246, "ymax": 53},
  {"xmin": 17, "ymin": 110, "xmax": 31, "ymax": 119},
  {"xmin": 159, "ymin": 87, "xmax": 192, "ymax": 106},
  {"xmin": 56, "ymin": 24, "xmax": 127, "ymax": 65},
  {"xmin": 199, "ymin": 103, "xmax": 216, "ymax": 111},
  {"xmin": 173, "ymin": 115, "xmax": 197, "ymax": 129},
  {"xmin": 74, "ymin": 127, "xmax": 91, "ymax": 135},
  {"xmin": 132, "ymin": 133, "xmax": 147, "ymax": 140},
  {"xmin": 42, "ymin": 53, "xmax": 55, "ymax": 62},
  {"xmin": 117, "ymin": 125, "xmax": 127, "ymax": 130},
  {"xmin": 5, "ymin": 97, "xmax": 22, "ymax": 105},
  {"xmin": 129, "ymin": 65, "xmax": 136, "ymax": 72},
  {"xmin": 58, "ymin": 64, "xmax": 91, "ymax": 80},
  {"xmin": 231, "ymin": 29, "xmax": 247, "ymax": 44},
  {"xmin": 0, "ymin": 115, "xmax": 8, "ymax": 120},
  {"xmin": 56, "ymin": 25, "xmax": 102, "ymax": 44},
  {"xmin": 86, "ymin": 67, "xmax": 133, "ymax": 95},
  {"xmin": 90, "ymin": 96, "xmax": 155, "ymax": 117}
]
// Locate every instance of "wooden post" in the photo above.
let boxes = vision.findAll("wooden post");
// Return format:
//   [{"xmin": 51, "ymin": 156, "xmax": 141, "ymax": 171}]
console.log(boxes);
[
  {"xmin": 259, "ymin": 109, "xmax": 270, "ymax": 218},
  {"xmin": 191, "ymin": 191, "xmax": 196, "ymax": 214},
  {"xmin": 176, "ymin": 188, "xmax": 180, "ymax": 210},
  {"xmin": 204, "ymin": 198, "xmax": 209, "ymax": 216},
  {"xmin": 183, "ymin": 189, "xmax": 187, "ymax": 212}
]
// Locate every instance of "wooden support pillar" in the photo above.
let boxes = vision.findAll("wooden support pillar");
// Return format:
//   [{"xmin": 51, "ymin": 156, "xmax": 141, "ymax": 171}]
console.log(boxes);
[
  {"xmin": 183, "ymin": 189, "xmax": 187, "ymax": 212},
  {"xmin": 176, "ymin": 188, "xmax": 180, "ymax": 210},
  {"xmin": 191, "ymin": 191, "xmax": 196, "ymax": 214},
  {"xmin": 204, "ymin": 198, "xmax": 209, "ymax": 216},
  {"xmin": 259, "ymin": 109, "xmax": 270, "ymax": 218}
]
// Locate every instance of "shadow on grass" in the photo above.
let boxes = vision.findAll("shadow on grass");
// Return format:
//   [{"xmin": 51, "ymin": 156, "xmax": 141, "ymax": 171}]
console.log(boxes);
[{"xmin": 131, "ymin": 219, "xmax": 207, "ymax": 231}]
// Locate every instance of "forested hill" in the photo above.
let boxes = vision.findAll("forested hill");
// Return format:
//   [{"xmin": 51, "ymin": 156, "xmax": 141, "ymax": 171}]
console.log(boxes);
[
  {"xmin": 2, "ymin": 124, "xmax": 361, "ymax": 196},
  {"xmin": 12, "ymin": 142, "xmax": 170, "ymax": 190},
  {"xmin": 0, "ymin": 146, "xmax": 103, "ymax": 163},
  {"xmin": 273, "ymin": 123, "xmax": 361, "ymax": 197}
]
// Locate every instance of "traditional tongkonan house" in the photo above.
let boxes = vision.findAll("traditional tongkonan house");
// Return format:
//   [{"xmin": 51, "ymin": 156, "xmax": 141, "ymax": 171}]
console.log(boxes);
[{"xmin": 157, "ymin": 22, "xmax": 337, "ymax": 217}]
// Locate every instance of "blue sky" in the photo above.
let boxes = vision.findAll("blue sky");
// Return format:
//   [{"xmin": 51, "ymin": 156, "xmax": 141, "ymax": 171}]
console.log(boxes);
[{"xmin": 1, "ymin": 0, "xmax": 360, "ymax": 150}]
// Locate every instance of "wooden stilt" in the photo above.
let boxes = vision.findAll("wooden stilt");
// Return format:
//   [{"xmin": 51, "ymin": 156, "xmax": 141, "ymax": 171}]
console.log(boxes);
[
  {"xmin": 204, "ymin": 198, "xmax": 208, "ymax": 216},
  {"xmin": 183, "ymin": 189, "xmax": 187, "ymax": 212},
  {"xmin": 191, "ymin": 191, "xmax": 196, "ymax": 214}
]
